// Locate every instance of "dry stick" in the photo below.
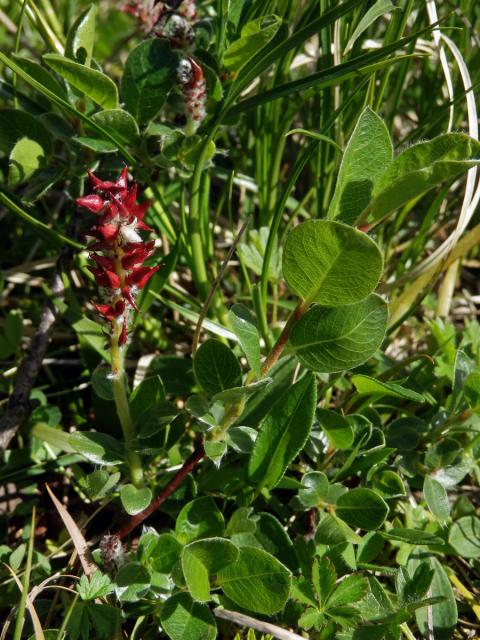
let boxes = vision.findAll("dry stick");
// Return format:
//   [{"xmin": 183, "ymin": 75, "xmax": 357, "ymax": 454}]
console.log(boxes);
[
  {"xmin": 214, "ymin": 608, "xmax": 306, "ymax": 640},
  {"xmin": 116, "ymin": 444, "xmax": 206, "ymax": 539},
  {"xmin": 192, "ymin": 215, "xmax": 252, "ymax": 354},
  {"xmin": 0, "ymin": 270, "xmax": 64, "ymax": 450}
]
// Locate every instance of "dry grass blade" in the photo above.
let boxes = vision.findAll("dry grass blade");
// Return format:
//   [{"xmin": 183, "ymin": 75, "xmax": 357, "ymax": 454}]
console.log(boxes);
[
  {"xmin": 4, "ymin": 564, "xmax": 45, "ymax": 640},
  {"xmin": 46, "ymin": 484, "xmax": 98, "ymax": 576},
  {"xmin": 214, "ymin": 608, "xmax": 305, "ymax": 640}
]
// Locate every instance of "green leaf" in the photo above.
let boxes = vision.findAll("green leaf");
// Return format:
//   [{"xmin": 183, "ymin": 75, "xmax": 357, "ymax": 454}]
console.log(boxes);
[
  {"xmin": 298, "ymin": 471, "xmax": 329, "ymax": 508},
  {"xmin": 327, "ymin": 575, "xmax": 368, "ymax": 608},
  {"xmin": 120, "ymin": 484, "xmax": 152, "ymax": 516},
  {"xmin": 238, "ymin": 227, "xmax": 282, "ymax": 281},
  {"xmin": 315, "ymin": 513, "xmax": 362, "ymax": 545},
  {"xmin": 228, "ymin": 303, "xmax": 261, "ymax": 375},
  {"xmin": 0, "ymin": 109, "xmax": 52, "ymax": 156},
  {"xmin": 129, "ymin": 375, "xmax": 166, "ymax": 423},
  {"xmin": 313, "ymin": 556, "xmax": 336, "ymax": 605},
  {"xmin": 373, "ymin": 470, "xmax": 405, "ymax": 498},
  {"xmin": 71, "ymin": 316, "xmax": 110, "ymax": 362},
  {"xmin": 193, "ymin": 339, "xmax": 242, "ymax": 396},
  {"xmin": 381, "ymin": 529, "xmax": 444, "ymax": 546},
  {"xmin": 224, "ymin": 15, "xmax": 282, "ymax": 71},
  {"xmin": 328, "ymin": 108, "xmax": 392, "ymax": 225},
  {"xmin": 336, "ymin": 488, "xmax": 388, "ymax": 531},
  {"xmin": 73, "ymin": 136, "xmax": 117, "ymax": 153},
  {"xmin": 399, "ymin": 562, "xmax": 435, "ymax": 605},
  {"xmin": 226, "ymin": 425, "xmax": 257, "ymax": 453},
  {"xmin": 290, "ymin": 295, "xmax": 387, "ymax": 372},
  {"xmin": 317, "ymin": 409, "xmax": 355, "ymax": 449},
  {"xmin": 181, "ymin": 538, "xmax": 239, "ymax": 602},
  {"xmin": 351, "ymin": 374, "xmax": 425, "ymax": 402},
  {"xmin": 364, "ymin": 133, "xmax": 480, "ymax": 223},
  {"xmin": 283, "ymin": 220, "xmax": 383, "ymax": 305},
  {"xmin": 121, "ymin": 39, "xmax": 179, "ymax": 125},
  {"xmin": 138, "ymin": 532, "xmax": 182, "ymax": 573},
  {"xmin": 217, "ymin": 546, "xmax": 291, "ymax": 615},
  {"xmin": 248, "ymin": 373, "xmax": 316, "ymax": 490},
  {"xmin": 13, "ymin": 55, "xmax": 68, "ymax": 100},
  {"xmin": 344, "ymin": 1, "xmax": 398, "ymax": 53},
  {"xmin": 65, "ymin": 4, "xmax": 97, "ymax": 66},
  {"xmin": 212, "ymin": 379, "xmax": 271, "ymax": 404},
  {"xmin": 386, "ymin": 416, "xmax": 424, "ymax": 451},
  {"xmin": 44, "ymin": 54, "xmax": 119, "ymax": 109},
  {"xmin": 175, "ymin": 497, "xmax": 224, "ymax": 544},
  {"xmin": 115, "ymin": 562, "xmax": 150, "ymax": 602},
  {"xmin": 408, "ymin": 556, "xmax": 457, "ymax": 640},
  {"xmin": 424, "ymin": 477, "xmax": 450, "ymax": 521},
  {"xmin": 79, "ymin": 470, "xmax": 120, "ymax": 501},
  {"xmin": 0, "ymin": 53, "xmax": 134, "ymax": 165},
  {"xmin": 86, "ymin": 604, "xmax": 120, "ymax": 639},
  {"xmin": 160, "ymin": 593, "xmax": 216, "ymax": 640},
  {"xmin": 90, "ymin": 109, "xmax": 139, "ymax": 145},
  {"xmin": 77, "ymin": 570, "xmax": 113, "ymax": 601},
  {"xmin": 204, "ymin": 440, "xmax": 227, "ymax": 465},
  {"xmin": 69, "ymin": 431, "xmax": 123, "ymax": 466},
  {"xmin": 91, "ymin": 365, "xmax": 114, "ymax": 401},
  {"xmin": 357, "ymin": 532, "xmax": 385, "ymax": 563},
  {"xmin": 448, "ymin": 515, "xmax": 480, "ymax": 558}
]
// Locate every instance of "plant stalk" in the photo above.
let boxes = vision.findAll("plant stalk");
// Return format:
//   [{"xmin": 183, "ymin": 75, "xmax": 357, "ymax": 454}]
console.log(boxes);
[
  {"xmin": 12, "ymin": 506, "xmax": 35, "ymax": 640},
  {"xmin": 111, "ymin": 329, "xmax": 143, "ymax": 488}
]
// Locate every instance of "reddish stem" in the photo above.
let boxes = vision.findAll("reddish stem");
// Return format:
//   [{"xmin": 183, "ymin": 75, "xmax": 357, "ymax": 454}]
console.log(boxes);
[
  {"xmin": 116, "ymin": 444, "xmax": 206, "ymax": 539},
  {"xmin": 260, "ymin": 300, "xmax": 308, "ymax": 377}
]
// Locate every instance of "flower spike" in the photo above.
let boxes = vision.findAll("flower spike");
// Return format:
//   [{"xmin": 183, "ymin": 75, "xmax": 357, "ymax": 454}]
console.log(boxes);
[{"xmin": 77, "ymin": 168, "xmax": 159, "ymax": 350}]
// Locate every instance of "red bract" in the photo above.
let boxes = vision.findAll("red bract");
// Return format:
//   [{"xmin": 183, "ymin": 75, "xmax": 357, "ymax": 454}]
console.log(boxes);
[{"xmin": 77, "ymin": 168, "xmax": 159, "ymax": 348}]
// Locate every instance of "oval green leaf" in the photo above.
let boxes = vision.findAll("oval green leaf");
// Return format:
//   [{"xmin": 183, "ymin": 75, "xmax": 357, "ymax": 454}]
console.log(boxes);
[
  {"xmin": 248, "ymin": 373, "xmax": 317, "ymax": 490},
  {"xmin": 424, "ymin": 476, "xmax": 450, "ymax": 521},
  {"xmin": 365, "ymin": 133, "xmax": 480, "ymax": 223},
  {"xmin": 282, "ymin": 220, "xmax": 383, "ymax": 306},
  {"xmin": 336, "ymin": 488, "xmax": 388, "ymax": 531},
  {"xmin": 120, "ymin": 484, "xmax": 152, "ymax": 516},
  {"xmin": 290, "ymin": 294, "xmax": 387, "ymax": 372},
  {"xmin": 44, "ymin": 54, "xmax": 119, "ymax": 109},
  {"xmin": 65, "ymin": 4, "xmax": 96, "ymax": 66},
  {"xmin": 328, "ymin": 107, "xmax": 392, "ymax": 225},
  {"xmin": 228, "ymin": 303, "xmax": 261, "ymax": 375},
  {"xmin": 175, "ymin": 497, "xmax": 224, "ymax": 544},
  {"xmin": 121, "ymin": 39, "xmax": 179, "ymax": 125},
  {"xmin": 351, "ymin": 374, "xmax": 425, "ymax": 402},
  {"xmin": 69, "ymin": 431, "xmax": 123, "ymax": 466},
  {"xmin": 90, "ymin": 109, "xmax": 139, "ymax": 145},
  {"xmin": 449, "ymin": 515, "xmax": 480, "ymax": 558},
  {"xmin": 161, "ymin": 593, "xmax": 217, "ymax": 640},
  {"xmin": 217, "ymin": 546, "xmax": 291, "ymax": 615},
  {"xmin": 181, "ymin": 538, "xmax": 239, "ymax": 602},
  {"xmin": 9, "ymin": 138, "xmax": 45, "ymax": 187},
  {"xmin": 193, "ymin": 339, "xmax": 242, "ymax": 396},
  {"xmin": 317, "ymin": 409, "xmax": 355, "ymax": 449}
]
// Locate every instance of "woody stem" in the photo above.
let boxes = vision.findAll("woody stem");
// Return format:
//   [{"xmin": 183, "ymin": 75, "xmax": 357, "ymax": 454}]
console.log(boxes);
[{"xmin": 111, "ymin": 327, "xmax": 144, "ymax": 488}]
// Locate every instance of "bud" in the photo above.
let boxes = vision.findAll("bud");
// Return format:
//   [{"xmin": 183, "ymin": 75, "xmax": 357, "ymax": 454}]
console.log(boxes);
[
  {"xmin": 77, "ymin": 168, "xmax": 159, "ymax": 353},
  {"xmin": 177, "ymin": 56, "xmax": 207, "ymax": 135},
  {"xmin": 99, "ymin": 534, "xmax": 125, "ymax": 572}
]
